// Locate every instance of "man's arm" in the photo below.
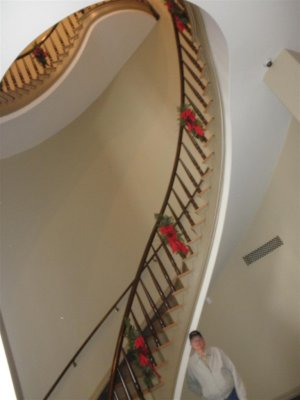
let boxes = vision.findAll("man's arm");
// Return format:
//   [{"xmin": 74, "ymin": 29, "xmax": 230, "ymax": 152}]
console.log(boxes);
[
  {"xmin": 220, "ymin": 349, "xmax": 247, "ymax": 400},
  {"xmin": 186, "ymin": 366, "xmax": 203, "ymax": 396}
]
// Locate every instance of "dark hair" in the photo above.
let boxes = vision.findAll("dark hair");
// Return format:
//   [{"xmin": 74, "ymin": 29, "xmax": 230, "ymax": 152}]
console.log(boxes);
[{"xmin": 189, "ymin": 330, "xmax": 203, "ymax": 341}]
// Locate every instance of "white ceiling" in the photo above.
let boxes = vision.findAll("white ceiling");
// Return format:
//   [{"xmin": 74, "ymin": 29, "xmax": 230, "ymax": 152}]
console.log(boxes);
[{"xmin": 0, "ymin": 9, "xmax": 156, "ymax": 158}]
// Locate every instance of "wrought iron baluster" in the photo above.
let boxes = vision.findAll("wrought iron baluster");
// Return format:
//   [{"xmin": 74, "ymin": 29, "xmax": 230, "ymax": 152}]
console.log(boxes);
[
  {"xmin": 136, "ymin": 292, "xmax": 161, "ymax": 347},
  {"xmin": 167, "ymin": 203, "xmax": 191, "ymax": 243},
  {"xmin": 130, "ymin": 311, "xmax": 157, "ymax": 366},
  {"xmin": 146, "ymin": 263, "xmax": 171, "ymax": 309},
  {"xmin": 172, "ymin": 188, "xmax": 195, "ymax": 226},
  {"xmin": 140, "ymin": 279, "xmax": 166, "ymax": 328},
  {"xmin": 117, "ymin": 367, "xmax": 132, "ymax": 400},
  {"xmin": 158, "ymin": 236, "xmax": 182, "ymax": 276},
  {"xmin": 121, "ymin": 348, "xmax": 145, "ymax": 399}
]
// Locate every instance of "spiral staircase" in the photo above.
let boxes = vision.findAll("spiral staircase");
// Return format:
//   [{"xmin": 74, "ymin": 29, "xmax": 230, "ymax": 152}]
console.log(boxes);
[{"xmin": 1, "ymin": 1, "xmax": 223, "ymax": 399}]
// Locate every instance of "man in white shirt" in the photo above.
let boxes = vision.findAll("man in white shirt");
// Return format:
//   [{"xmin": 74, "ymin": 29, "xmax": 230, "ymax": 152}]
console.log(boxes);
[{"xmin": 187, "ymin": 330, "xmax": 247, "ymax": 400}]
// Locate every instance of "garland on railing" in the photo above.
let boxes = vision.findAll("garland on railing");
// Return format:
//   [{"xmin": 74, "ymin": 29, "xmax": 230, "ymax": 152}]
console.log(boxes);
[
  {"xmin": 125, "ymin": 319, "xmax": 161, "ymax": 389},
  {"xmin": 164, "ymin": 0, "xmax": 189, "ymax": 32},
  {"xmin": 179, "ymin": 104, "xmax": 206, "ymax": 141},
  {"xmin": 155, "ymin": 214, "xmax": 190, "ymax": 256},
  {"xmin": 33, "ymin": 45, "xmax": 48, "ymax": 67}
]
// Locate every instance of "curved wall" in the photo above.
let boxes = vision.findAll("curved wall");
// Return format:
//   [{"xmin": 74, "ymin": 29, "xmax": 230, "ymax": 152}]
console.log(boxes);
[{"xmin": 0, "ymin": 3, "xmax": 180, "ymax": 397}]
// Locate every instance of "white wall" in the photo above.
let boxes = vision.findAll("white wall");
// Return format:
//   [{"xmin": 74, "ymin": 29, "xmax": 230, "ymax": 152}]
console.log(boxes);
[
  {"xmin": 191, "ymin": 118, "xmax": 300, "ymax": 400},
  {"xmin": 0, "ymin": 3, "xmax": 180, "ymax": 397}
]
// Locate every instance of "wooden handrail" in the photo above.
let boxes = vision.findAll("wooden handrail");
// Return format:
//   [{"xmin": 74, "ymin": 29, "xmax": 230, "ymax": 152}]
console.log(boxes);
[
  {"xmin": 105, "ymin": 1, "xmax": 217, "ymax": 399},
  {"xmin": 43, "ymin": 281, "xmax": 133, "ymax": 400},
  {"xmin": 107, "ymin": 1, "xmax": 189, "ymax": 398},
  {"xmin": 39, "ymin": 0, "xmax": 215, "ymax": 398}
]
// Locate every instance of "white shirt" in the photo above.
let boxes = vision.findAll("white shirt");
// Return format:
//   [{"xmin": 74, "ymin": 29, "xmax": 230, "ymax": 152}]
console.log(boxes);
[{"xmin": 187, "ymin": 347, "xmax": 247, "ymax": 400}]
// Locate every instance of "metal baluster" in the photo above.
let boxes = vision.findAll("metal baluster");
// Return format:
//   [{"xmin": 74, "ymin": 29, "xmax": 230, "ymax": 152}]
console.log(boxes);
[
  {"xmin": 117, "ymin": 367, "xmax": 132, "ymax": 400},
  {"xmin": 176, "ymin": 173, "xmax": 198, "ymax": 209},
  {"xmin": 167, "ymin": 203, "xmax": 191, "ymax": 243},
  {"xmin": 136, "ymin": 291, "xmax": 161, "ymax": 347},
  {"xmin": 121, "ymin": 348, "xmax": 145, "ymax": 399},
  {"xmin": 179, "ymin": 158, "xmax": 200, "ymax": 189},
  {"xmin": 184, "ymin": 93, "xmax": 208, "ymax": 125},
  {"xmin": 151, "ymin": 246, "xmax": 178, "ymax": 288},
  {"xmin": 130, "ymin": 311, "xmax": 157, "ymax": 366},
  {"xmin": 146, "ymin": 263, "xmax": 171, "ymax": 309},
  {"xmin": 182, "ymin": 142, "xmax": 206, "ymax": 176},
  {"xmin": 140, "ymin": 279, "xmax": 166, "ymax": 328},
  {"xmin": 181, "ymin": 44, "xmax": 203, "ymax": 73},
  {"xmin": 183, "ymin": 59, "xmax": 206, "ymax": 91},
  {"xmin": 172, "ymin": 188, "xmax": 195, "ymax": 226},
  {"xmin": 184, "ymin": 77, "xmax": 209, "ymax": 108},
  {"xmin": 185, "ymin": 130, "xmax": 207, "ymax": 160},
  {"xmin": 179, "ymin": 29, "xmax": 198, "ymax": 54},
  {"xmin": 158, "ymin": 236, "xmax": 182, "ymax": 276},
  {"xmin": 113, "ymin": 390, "xmax": 120, "ymax": 400}
]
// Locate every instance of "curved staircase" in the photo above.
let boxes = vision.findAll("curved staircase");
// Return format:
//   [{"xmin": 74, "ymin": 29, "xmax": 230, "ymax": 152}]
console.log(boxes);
[
  {"xmin": 2, "ymin": 1, "xmax": 223, "ymax": 399},
  {"xmin": 41, "ymin": 0, "xmax": 222, "ymax": 398}
]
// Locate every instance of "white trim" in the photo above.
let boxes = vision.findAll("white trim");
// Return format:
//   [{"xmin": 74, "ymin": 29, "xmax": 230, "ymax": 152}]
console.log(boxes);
[
  {"xmin": 0, "ymin": 335, "xmax": 17, "ymax": 400},
  {"xmin": 173, "ymin": 5, "xmax": 231, "ymax": 399}
]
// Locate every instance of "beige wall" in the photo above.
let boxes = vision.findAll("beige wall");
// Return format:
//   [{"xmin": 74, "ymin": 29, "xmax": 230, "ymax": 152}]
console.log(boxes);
[
  {"xmin": 186, "ymin": 118, "xmax": 300, "ymax": 400},
  {"xmin": 0, "ymin": 3, "xmax": 180, "ymax": 398}
]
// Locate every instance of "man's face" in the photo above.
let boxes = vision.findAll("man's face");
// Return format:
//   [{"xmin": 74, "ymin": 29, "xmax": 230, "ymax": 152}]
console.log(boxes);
[{"xmin": 190, "ymin": 336, "xmax": 206, "ymax": 353}]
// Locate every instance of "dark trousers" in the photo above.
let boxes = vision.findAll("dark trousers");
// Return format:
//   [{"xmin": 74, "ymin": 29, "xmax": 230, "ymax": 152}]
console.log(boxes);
[{"xmin": 226, "ymin": 388, "xmax": 239, "ymax": 400}]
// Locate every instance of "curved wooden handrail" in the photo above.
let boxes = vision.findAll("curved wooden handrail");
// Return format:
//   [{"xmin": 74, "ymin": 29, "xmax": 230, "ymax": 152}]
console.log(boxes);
[
  {"xmin": 107, "ymin": 1, "xmax": 214, "ymax": 398},
  {"xmin": 108, "ymin": 18, "xmax": 185, "ymax": 400},
  {"xmin": 43, "ymin": 280, "xmax": 134, "ymax": 400},
  {"xmin": 35, "ymin": 1, "xmax": 215, "ymax": 398}
]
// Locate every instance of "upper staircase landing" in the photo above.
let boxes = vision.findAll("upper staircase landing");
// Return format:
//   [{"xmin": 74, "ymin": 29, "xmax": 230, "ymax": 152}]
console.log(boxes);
[{"xmin": 0, "ymin": 0, "xmax": 158, "ymax": 159}]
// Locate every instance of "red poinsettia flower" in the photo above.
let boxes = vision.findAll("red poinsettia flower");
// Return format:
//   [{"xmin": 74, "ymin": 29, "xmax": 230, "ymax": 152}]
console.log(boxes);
[
  {"xmin": 186, "ymin": 122, "xmax": 194, "ymax": 132},
  {"xmin": 159, "ymin": 224, "xmax": 177, "ymax": 240},
  {"xmin": 134, "ymin": 335, "xmax": 148, "ymax": 354},
  {"xmin": 160, "ymin": 224, "xmax": 189, "ymax": 255},
  {"xmin": 193, "ymin": 124, "xmax": 205, "ymax": 137},
  {"xmin": 174, "ymin": 240, "xmax": 190, "ymax": 255},
  {"xmin": 175, "ymin": 16, "xmax": 186, "ymax": 32},
  {"xmin": 139, "ymin": 353, "xmax": 151, "ymax": 367},
  {"xmin": 180, "ymin": 108, "xmax": 196, "ymax": 122}
]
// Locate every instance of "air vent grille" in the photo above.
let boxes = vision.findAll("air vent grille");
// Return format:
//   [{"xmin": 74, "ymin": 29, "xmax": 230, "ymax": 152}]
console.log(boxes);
[{"xmin": 243, "ymin": 236, "xmax": 283, "ymax": 265}]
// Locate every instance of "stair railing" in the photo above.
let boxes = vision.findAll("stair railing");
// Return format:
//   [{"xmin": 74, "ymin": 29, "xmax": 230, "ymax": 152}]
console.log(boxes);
[
  {"xmin": 107, "ymin": 1, "xmax": 215, "ymax": 398},
  {"xmin": 43, "ymin": 281, "xmax": 133, "ymax": 400},
  {"xmin": 0, "ymin": 0, "xmax": 159, "ymax": 116},
  {"xmin": 38, "ymin": 0, "xmax": 215, "ymax": 398}
]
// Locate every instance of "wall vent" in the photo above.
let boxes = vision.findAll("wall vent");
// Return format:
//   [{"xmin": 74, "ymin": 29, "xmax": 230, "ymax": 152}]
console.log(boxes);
[{"xmin": 243, "ymin": 236, "xmax": 283, "ymax": 266}]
